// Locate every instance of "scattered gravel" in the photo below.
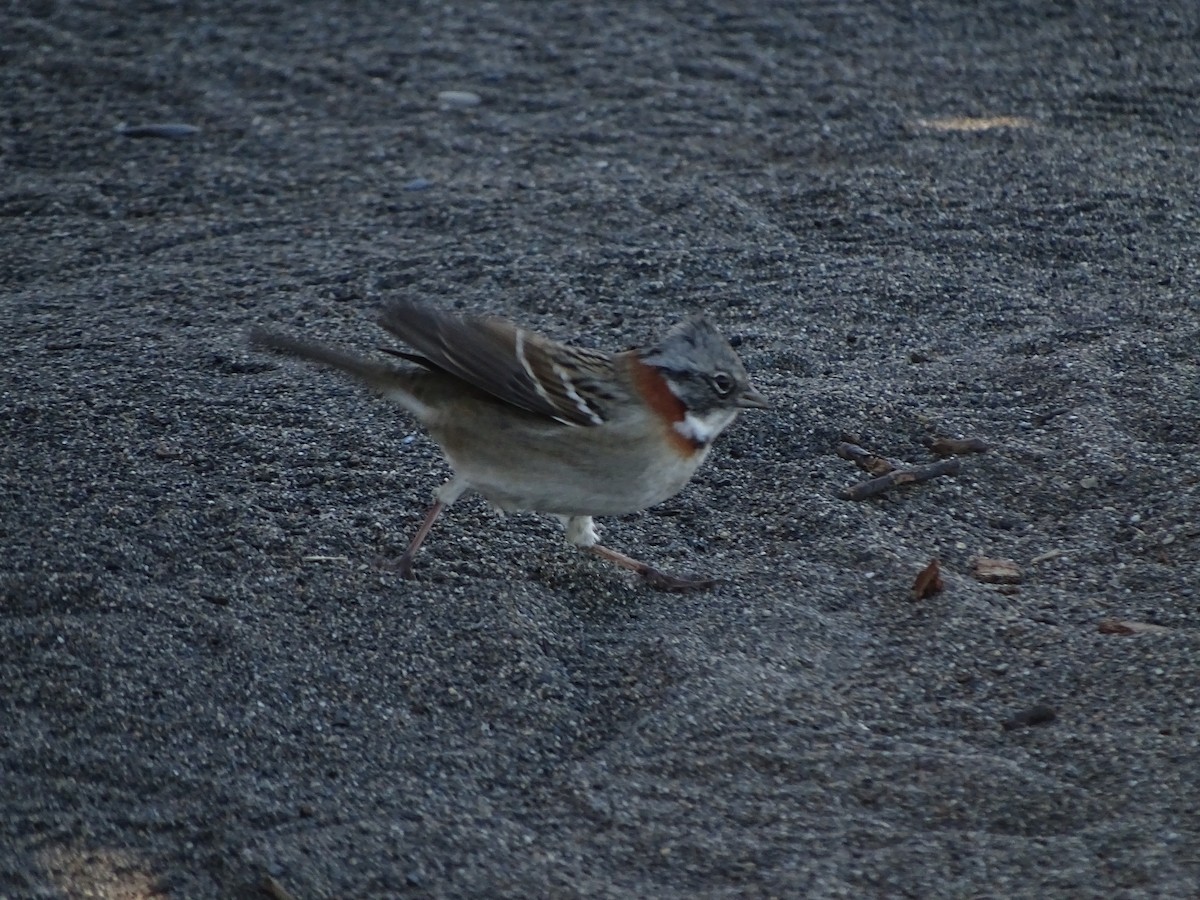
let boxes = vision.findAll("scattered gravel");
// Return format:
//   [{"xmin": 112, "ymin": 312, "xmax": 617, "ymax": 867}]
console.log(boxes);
[{"xmin": 3, "ymin": 1, "xmax": 1198, "ymax": 897}]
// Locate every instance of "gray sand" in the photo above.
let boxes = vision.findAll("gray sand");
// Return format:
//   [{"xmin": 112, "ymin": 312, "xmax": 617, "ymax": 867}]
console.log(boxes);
[{"xmin": 3, "ymin": 2, "xmax": 1198, "ymax": 897}]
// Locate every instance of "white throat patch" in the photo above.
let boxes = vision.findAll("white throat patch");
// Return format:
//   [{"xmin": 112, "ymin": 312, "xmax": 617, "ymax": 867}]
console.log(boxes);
[{"xmin": 673, "ymin": 407, "xmax": 738, "ymax": 446}]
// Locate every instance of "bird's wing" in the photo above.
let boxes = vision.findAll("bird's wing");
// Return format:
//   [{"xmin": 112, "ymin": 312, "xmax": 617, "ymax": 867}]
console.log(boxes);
[{"xmin": 378, "ymin": 301, "xmax": 618, "ymax": 426}]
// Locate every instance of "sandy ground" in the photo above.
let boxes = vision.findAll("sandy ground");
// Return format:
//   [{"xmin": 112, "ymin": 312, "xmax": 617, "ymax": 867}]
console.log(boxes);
[{"xmin": 3, "ymin": 2, "xmax": 1199, "ymax": 897}]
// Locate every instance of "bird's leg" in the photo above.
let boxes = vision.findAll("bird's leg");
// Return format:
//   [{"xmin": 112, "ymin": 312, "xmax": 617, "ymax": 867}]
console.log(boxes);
[
  {"xmin": 563, "ymin": 516, "xmax": 717, "ymax": 593},
  {"xmin": 588, "ymin": 543, "xmax": 718, "ymax": 592},
  {"xmin": 391, "ymin": 499, "xmax": 444, "ymax": 579},
  {"xmin": 385, "ymin": 476, "xmax": 466, "ymax": 579}
]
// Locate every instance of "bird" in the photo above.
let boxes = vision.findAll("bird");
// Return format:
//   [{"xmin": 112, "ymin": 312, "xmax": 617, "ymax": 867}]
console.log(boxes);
[{"xmin": 249, "ymin": 301, "xmax": 767, "ymax": 591}]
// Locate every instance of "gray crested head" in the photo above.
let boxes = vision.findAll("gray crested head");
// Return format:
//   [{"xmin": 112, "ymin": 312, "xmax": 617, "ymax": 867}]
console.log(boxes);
[{"xmin": 639, "ymin": 315, "xmax": 768, "ymax": 413}]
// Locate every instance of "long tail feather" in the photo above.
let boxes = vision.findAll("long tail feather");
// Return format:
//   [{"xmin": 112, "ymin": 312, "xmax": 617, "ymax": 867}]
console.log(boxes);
[{"xmin": 249, "ymin": 327, "xmax": 406, "ymax": 390}]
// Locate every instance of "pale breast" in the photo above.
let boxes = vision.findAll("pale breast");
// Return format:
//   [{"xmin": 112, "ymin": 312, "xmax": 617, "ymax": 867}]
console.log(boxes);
[{"xmin": 432, "ymin": 412, "xmax": 711, "ymax": 517}]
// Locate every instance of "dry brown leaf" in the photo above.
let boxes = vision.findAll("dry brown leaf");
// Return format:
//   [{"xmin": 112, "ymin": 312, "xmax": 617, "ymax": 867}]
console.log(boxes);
[{"xmin": 911, "ymin": 559, "xmax": 943, "ymax": 601}]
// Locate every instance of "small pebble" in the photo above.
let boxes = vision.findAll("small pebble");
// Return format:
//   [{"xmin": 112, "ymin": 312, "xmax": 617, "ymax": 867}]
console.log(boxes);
[
  {"xmin": 437, "ymin": 90, "xmax": 481, "ymax": 109},
  {"xmin": 403, "ymin": 177, "xmax": 433, "ymax": 191},
  {"xmin": 1002, "ymin": 703, "xmax": 1057, "ymax": 731}
]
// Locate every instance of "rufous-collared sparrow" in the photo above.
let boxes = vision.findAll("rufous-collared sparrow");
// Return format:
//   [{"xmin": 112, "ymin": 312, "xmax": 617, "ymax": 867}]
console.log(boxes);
[{"xmin": 250, "ymin": 301, "xmax": 767, "ymax": 590}]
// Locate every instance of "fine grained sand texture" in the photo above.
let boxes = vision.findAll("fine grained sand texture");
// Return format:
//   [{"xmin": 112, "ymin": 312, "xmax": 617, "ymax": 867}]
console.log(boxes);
[{"xmin": 3, "ymin": 2, "xmax": 1198, "ymax": 897}]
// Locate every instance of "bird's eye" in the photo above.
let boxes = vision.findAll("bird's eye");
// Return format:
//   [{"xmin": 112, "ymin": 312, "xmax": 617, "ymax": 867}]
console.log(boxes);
[{"xmin": 710, "ymin": 372, "xmax": 735, "ymax": 396}]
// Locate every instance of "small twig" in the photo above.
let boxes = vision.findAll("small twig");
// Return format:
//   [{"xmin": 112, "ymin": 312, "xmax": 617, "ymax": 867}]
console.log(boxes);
[
  {"xmin": 926, "ymin": 437, "xmax": 990, "ymax": 457},
  {"xmin": 1030, "ymin": 548, "xmax": 1068, "ymax": 565},
  {"xmin": 1097, "ymin": 619, "xmax": 1172, "ymax": 636},
  {"xmin": 839, "ymin": 458, "xmax": 961, "ymax": 500},
  {"xmin": 835, "ymin": 442, "xmax": 898, "ymax": 476}
]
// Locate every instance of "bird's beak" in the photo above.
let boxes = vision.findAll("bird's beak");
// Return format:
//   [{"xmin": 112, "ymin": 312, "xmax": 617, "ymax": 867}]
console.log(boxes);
[{"xmin": 738, "ymin": 386, "xmax": 769, "ymax": 409}]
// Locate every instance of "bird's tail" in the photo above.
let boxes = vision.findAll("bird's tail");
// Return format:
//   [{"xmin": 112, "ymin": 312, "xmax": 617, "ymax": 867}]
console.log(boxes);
[{"xmin": 249, "ymin": 327, "xmax": 411, "ymax": 392}]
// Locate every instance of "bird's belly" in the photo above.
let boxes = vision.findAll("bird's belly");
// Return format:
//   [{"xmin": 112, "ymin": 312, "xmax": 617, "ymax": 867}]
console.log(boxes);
[{"xmin": 437, "ymin": 421, "xmax": 708, "ymax": 516}]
